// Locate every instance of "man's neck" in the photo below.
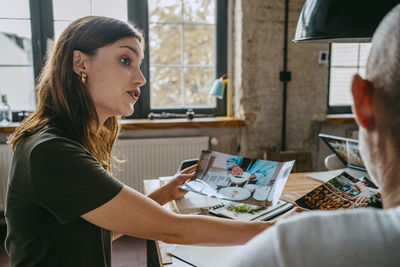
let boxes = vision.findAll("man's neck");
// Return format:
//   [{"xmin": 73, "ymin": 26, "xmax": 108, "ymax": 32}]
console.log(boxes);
[
  {"xmin": 381, "ymin": 170, "xmax": 400, "ymax": 209},
  {"xmin": 377, "ymin": 145, "xmax": 400, "ymax": 209}
]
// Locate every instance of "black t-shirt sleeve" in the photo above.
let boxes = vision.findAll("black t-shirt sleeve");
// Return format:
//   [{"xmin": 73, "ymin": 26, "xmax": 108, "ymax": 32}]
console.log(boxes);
[{"xmin": 29, "ymin": 138, "xmax": 124, "ymax": 225}]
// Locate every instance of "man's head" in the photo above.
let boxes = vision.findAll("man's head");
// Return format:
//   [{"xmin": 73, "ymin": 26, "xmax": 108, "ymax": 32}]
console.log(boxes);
[{"xmin": 351, "ymin": 4, "xmax": 400, "ymax": 187}]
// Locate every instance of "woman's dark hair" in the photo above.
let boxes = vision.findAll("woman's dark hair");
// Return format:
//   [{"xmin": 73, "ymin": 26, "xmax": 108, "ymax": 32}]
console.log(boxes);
[{"xmin": 9, "ymin": 16, "xmax": 144, "ymax": 171}]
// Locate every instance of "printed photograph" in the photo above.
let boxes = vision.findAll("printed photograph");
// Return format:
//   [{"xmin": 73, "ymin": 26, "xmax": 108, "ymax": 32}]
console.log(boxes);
[
  {"xmin": 296, "ymin": 172, "xmax": 382, "ymax": 210},
  {"xmin": 181, "ymin": 150, "xmax": 295, "ymax": 207}
]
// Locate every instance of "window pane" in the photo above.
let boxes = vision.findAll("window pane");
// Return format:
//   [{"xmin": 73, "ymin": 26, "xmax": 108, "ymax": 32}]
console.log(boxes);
[
  {"xmin": 148, "ymin": 0, "xmax": 181, "ymax": 23},
  {"xmin": 91, "ymin": 0, "xmax": 127, "ymax": 21},
  {"xmin": 329, "ymin": 43, "xmax": 372, "ymax": 111},
  {"xmin": 149, "ymin": 24, "xmax": 181, "ymax": 65},
  {"xmin": 0, "ymin": 66, "xmax": 35, "ymax": 110},
  {"xmin": 151, "ymin": 67, "xmax": 182, "ymax": 108},
  {"xmin": 184, "ymin": 67, "xmax": 215, "ymax": 106},
  {"xmin": 359, "ymin": 43, "xmax": 372, "ymax": 67},
  {"xmin": 149, "ymin": 0, "xmax": 219, "ymax": 110},
  {"xmin": 183, "ymin": 0, "xmax": 214, "ymax": 23},
  {"xmin": 331, "ymin": 44, "xmax": 358, "ymax": 66},
  {"xmin": 184, "ymin": 25, "xmax": 214, "ymax": 65},
  {"xmin": 329, "ymin": 67, "xmax": 357, "ymax": 106},
  {"xmin": 0, "ymin": 12, "xmax": 34, "ymax": 112},
  {"xmin": 54, "ymin": 21, "xmax": 72, "ymax": 40},
  {"xmin": 0, "ymin": 32, "xmax": 32, "ymax": 65},
  {"xmin": 53, "ymin": 0, "xmax": 91, "ymax": 21},
  {"xmin": 53, "ymin": 0, "xmax": 128, "ymax": 41},
  {"xmin": 0, "ymin": 19, "xmax": 31, "ymax": 39},
  {"xmin": 0, "ymin": 0, "xmax": 30, "ymax": 19},
  {"xmin": 358, "ymin": 67, "xmax": 366, "ymax": 79}
]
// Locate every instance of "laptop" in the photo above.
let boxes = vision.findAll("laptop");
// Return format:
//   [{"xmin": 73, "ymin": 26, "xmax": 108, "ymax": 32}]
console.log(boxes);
[{"xmin": 306, "ymin": 134, "xmax": 371, "ymax": 183}]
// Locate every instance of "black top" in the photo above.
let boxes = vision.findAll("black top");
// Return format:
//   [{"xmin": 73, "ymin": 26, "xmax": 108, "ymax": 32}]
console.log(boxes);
[{"xmin": 5, "ymin": 126, "xmax": 124, "ymax": 267}]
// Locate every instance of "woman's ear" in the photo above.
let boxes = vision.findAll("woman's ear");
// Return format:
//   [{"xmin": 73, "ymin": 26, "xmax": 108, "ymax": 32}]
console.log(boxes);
[
  {"xmin": 72, "ymin": 50, "xmax": 88, "ymax": 76},
  {"xmin": 351, "ymin": 74, "xmax": 373, "ymax": 130}
]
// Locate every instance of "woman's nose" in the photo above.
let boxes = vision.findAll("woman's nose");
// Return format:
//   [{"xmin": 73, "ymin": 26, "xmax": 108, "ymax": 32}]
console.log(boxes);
[{"xmin": 135, "ymin": 69, "xmax": 146, "ymax": 87}]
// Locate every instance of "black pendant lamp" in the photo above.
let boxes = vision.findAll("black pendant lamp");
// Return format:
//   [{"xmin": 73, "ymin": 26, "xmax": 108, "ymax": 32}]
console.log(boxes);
[{"xmin": 294, "ymin": 0, "xmax": 400, "ymax": 43}]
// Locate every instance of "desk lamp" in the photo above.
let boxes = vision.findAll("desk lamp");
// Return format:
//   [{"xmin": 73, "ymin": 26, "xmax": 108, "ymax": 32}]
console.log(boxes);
[{"xmin": 209, "ymin": 74, "xmax": 231, "ymax": 117}]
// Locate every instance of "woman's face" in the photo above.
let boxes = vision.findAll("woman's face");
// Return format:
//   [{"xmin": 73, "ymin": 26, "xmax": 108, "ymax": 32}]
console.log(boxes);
[{"xmin": 80, "ymin": 37, "xmax": 146, "ymax": 123}]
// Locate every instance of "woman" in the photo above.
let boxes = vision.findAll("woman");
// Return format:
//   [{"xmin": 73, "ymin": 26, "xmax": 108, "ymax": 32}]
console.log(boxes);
[{"xmin": 5, "ymin": 16, "xmax": 271, "ymax": 266}]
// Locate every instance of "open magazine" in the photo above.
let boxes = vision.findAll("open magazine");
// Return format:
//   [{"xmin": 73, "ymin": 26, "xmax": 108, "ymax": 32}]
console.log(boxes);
[
  {"xmin": 180, "ymin": 150, "xmax": 295, "ymax": 207},
  {"xmin": 296, "ymin": 171, "xmax": 382, "ymax": 210}
]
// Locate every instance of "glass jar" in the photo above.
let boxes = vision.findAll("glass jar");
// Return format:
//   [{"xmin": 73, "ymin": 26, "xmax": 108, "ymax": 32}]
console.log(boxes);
[{"xmin": 0, "ymin": 94, "xmax": 12, "ymax": 125}]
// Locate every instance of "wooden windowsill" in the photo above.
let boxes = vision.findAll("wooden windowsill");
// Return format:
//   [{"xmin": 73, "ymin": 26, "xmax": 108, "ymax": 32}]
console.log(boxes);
[
  {"xmin": 119, "ymin": 117, "xmax": 243, "ymax": 130},
  {"xmin": 0, "ymin": 117, "xmax": 244, "ymax": 135},
  {"xmin": 325, "ymin": 114, "xmax": 356, "ymax": 125},
  {"xmin": 0, "ymin": 122, "xmax": 20, "ymax": 135}
]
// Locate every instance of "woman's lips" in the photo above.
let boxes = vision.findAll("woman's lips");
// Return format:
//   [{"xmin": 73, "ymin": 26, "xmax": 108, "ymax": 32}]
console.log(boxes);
[{"xmin": 127, "ymin": 89, "xmax": 140, "ymax": 101}]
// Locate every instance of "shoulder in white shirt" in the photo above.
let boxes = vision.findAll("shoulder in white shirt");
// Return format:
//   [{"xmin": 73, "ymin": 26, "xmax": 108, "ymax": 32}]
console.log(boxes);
[{"xmin": 224, "ymin": 206, "xmax": 400, "ymax": 267}]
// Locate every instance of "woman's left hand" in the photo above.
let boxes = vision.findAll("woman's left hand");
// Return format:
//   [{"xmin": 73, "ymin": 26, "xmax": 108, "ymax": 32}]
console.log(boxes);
[
  {"xmin": 167, "ymin": 164, "xmax": 197, "ymax": 200},
  {"xmin": 147, "ymin": 164, "xmax": 197, "ymax": 205}
]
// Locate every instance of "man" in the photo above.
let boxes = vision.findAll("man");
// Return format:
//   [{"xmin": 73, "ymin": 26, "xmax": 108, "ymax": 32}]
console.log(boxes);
[
  {"xmin": 225, "ymin": 4, "xmax": 400, "ymax": 267},
  {"xmin": 227, "ymin": 156, "xmax": 278, "ymax": 185}
]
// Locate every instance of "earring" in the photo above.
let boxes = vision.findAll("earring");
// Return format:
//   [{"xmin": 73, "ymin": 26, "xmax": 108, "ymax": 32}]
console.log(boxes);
[{"xmin": 81, "ymin": 73, "xmax": 87, "ymax": 84}]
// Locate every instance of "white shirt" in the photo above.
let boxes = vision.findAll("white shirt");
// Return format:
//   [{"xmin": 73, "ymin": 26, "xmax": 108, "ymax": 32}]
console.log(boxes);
[{"xmin": 224, "ymin": 207, "xmax": 400, "ymax": 267}]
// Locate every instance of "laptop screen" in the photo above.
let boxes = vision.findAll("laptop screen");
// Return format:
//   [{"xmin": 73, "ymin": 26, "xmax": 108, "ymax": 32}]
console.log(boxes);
[{"xmin": 319, "ymin": 134, "xmax": 366, "ymax": 171}]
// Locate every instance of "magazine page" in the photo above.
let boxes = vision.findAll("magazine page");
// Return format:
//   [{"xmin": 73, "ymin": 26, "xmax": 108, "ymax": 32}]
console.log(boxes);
[
  {"xmin": 208, "ymin": 200, "xmax": 294, "ymax": 221},
  {"xmin": 180, "ymin": 150, "xmax": 295, "ymax": 207},
  {"xmin": 295, "ymin": 171, "xmax": 382, "ymax": 210}
]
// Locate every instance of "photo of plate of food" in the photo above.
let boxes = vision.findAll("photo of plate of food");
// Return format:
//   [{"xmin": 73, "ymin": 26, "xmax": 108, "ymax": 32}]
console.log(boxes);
[{"xmin": 218, "ymin": 187, "xmax": 251, "ymax": 201}]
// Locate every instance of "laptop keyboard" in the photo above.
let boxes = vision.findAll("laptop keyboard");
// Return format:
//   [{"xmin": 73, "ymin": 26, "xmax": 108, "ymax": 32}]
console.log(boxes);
[
  {"xmin": 306, "ymin": 168, "xmax": 369, "ymax": 183},
  {"xmin": 346, "ymin": 168, "xmax": 369, "ymax": 179}
]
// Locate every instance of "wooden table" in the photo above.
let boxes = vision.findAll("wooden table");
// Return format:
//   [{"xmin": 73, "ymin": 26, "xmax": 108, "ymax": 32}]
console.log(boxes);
[{"xmin": 143, "ymin": 172, "xmax": 323, "ymax": 266}]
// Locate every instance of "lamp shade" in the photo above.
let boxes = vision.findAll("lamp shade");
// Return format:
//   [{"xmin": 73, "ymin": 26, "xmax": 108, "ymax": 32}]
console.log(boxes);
[
  {"xmin": 209, "ymin": 78, "xmax": 225, "ymax": 99},
  {"xmin": 294, "ymin": 0, "xmax": 400, "ymax": 43}
]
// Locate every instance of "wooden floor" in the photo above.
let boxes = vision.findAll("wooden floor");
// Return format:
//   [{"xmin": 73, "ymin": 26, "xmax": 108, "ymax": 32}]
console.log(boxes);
[{"xmin": 0, "ymin": 224, "xmax": 147, "ymax": 267}]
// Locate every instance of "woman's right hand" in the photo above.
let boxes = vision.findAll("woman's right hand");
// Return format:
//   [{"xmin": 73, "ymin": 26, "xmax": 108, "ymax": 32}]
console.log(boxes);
[{"xmin": 272, "ymin": 206, "xmax": 309, "ymax": 222}]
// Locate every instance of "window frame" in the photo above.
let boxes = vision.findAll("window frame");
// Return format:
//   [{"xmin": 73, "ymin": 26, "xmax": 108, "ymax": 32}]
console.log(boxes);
[
  {"xmin": 30, "ymin": 0, "xmax": 54, "ymax": 81},
  {"xmin": 10, "ymin": 0, "xmax": 227, "ymax": 119},
  {"xmin": 128, "ymin": 0, "xmax": 228, "ymax": 118},
  {"xmin": 327, "ymin": 44, "xmax": 352, "ymax": 114},
  {"xmin": 327, "ymin": 43, "xmax": 373, "ymax": 115},
  {"xmin": 0, "ymin": 0, "xmax": 53, "ymax": 118}
]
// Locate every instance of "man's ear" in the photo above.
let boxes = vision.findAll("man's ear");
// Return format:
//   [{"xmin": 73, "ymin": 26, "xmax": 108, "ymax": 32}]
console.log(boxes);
[
  {"xmin": 72, "ymin": 50, "xmax": 89, "ymax": 76},
  {"xmin": 351, "ymin": 74, "xmax": 373, "ymax": 130}
]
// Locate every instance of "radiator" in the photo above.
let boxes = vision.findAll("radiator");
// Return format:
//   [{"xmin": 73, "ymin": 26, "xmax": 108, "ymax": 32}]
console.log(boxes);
[
  {"xmin": 113, "ymin": 136, "xmax": 209, "ymax": 193},
  {"xmin": 0, "ymin": 144, "xmax": 12, "ymax": 211},
  {"xmin": 0, "ymin": 136, "xmax": 209, "ymax": 210}
]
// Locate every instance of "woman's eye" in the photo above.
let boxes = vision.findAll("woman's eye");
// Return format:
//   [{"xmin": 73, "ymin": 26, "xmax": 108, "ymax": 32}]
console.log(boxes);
[{"xmin": 120, "ymin": 57, "xmax": 131, "ymax": 65}]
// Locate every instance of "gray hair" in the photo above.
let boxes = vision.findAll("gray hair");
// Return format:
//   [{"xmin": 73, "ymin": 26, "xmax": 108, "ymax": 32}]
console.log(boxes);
[{"xmin": 366, "ymin": 4, "xmax": 400, "ymax": 136}]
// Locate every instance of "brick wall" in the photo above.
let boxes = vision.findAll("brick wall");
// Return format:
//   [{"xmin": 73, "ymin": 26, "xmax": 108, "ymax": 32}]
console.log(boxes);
[{"xmin": 232, "ymin": 0, "xmax": 329, "ymax": 169}]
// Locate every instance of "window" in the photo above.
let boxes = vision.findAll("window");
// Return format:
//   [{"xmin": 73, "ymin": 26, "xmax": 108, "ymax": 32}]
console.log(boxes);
[
  {"xmin": 148, "ymin": 0, "xmax": 216, "ymax": 109},
  {"xmin": 129, "ymin": 0, "xmax": 227, "ymax": 118},
  {"xmin": 328, "ymin": 43, "xmax": 372, "ymax": 114},
  {"xmin": 0, "ymin": 0, "xmax": 226, "ymax": 119},
  {"xmin": 0, "ymin": 0, "xmax": 35, "ymax": 112},
  {"xmin": 52, "ymin": 0, "xmax": 128, "ymax": 40}
]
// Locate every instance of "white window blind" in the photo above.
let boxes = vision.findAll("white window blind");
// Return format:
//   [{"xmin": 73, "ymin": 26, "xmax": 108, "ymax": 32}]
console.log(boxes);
[
  {"xmin": 52, "ymin": 0, "xmax": 128, "ymax": 40},
  {"xmin": 329, "ymin": 43, "xmax": 372, "ymax": 107}
]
